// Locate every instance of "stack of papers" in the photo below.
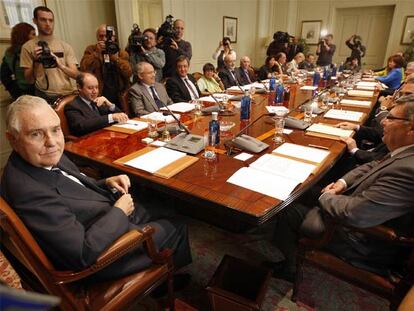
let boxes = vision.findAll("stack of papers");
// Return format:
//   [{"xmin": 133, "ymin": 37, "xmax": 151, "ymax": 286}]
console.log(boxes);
[
  {"xmin": 306, "ymin": 123, "xmax": 353, "ymax": 138},
  {"xmin": 198, "ymin": 94, "xmax": 224, "ymax": 103},
  {"xmin": 347, "ymin": 90, "xmax": 374, "ymax": 98},
  {"xmin": 356, "ymin": 81, "xmax": 377, "ymax": 87},
  {"xmin": 266, "ymin": 106, "xmax": 289, "ymax": 115},
  {"xmin": 300, "ymin": 85, "xmax": 318, "ymax": 91},
  {"xmin": 124, "ymin": 147, "xmax": 185, "ymax": 174},
  {"xmin": 227, "ymin": 153, "xmax": 316, "ymax": 200},
  {"xmin": 111, "ymin": 120, "xmax": 148, "ymax": 131},
  {"xmin": 160, "ymin": 102, "xmax": 195, "ymax": 113},
  {"xmin": 340, "ymin": 99, "xmax": 372, "ymax": 108},
  {"xmin": 227, "ymin": 82, "xmax": 266, "ymax": 92},
  {"xmin": 324, "ymin": 109, "xmax": 364, "ymax": 122},
  {"xmin": 272, "ymin": 143, "xmax": 329, "ymax": 164},
  {"xmin": 141, "ymin": 112, "xmax": 180, "ymax": 123}
]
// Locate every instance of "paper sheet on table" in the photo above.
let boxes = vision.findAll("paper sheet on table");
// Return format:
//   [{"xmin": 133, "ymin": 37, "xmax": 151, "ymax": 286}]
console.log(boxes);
[
  {"xmin": 347, "ymin": 90, "xmax": 374, "ymax": 97},
  {"xmin": 250, "ymin": 154, "xmax": 316, "ymax": 183},
  {"xmin": 111, "ymin": 120, "xmax": 148, "ymax": 131},
  {"xmin": 141, "ymin": 112, "xmax": 180, "ymax": 123},
  {"xmin": 306, "ymin": 123, "xmax": 353, "ymax": 138},
  {"xmin": 340, "ymin": 99, "xmax": 372, "ymax": 107},
  {"xmin": 272, "ymin": 142, "xmax": 329, "ymax": 164},
  {"xmin": 227, "ymin": 167, "xmax": 300, "ymax": 201},
  {"xmin": 266, "ymin": 106, "xmax": 289, "ymax": 115},
  {"xmin": 124, "ymin": 147, "xmax": 186, "ymax": 174},
  {"xmin": 227, "ymin": 82, "xmax": 265, "ymax": 92},
  {"xmin": 300, "ymin": 85, "xmax": 318, "ymax": 90},
  {"xmin": 356, "ymin": 86, "xmax": 375, "ymax": 91},
  {"xmin": 324, "ymin": 109, "xmax": 364, "ymax": 122},
  {"xmin": 198, "ymin": 93, "xmax": 226, "ymax": 103},
  {"xmin": 356, "ymin": 81, "xmax": 377, "ymax": 87},
  {"xmin": 160, "ymin": 102, "xmax": 195, "ymax": 113}
]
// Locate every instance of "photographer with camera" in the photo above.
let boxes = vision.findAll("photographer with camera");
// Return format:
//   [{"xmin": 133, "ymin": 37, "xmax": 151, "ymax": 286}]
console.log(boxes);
[
  {"xmin": 286, "ymin": 36, "xmax": 304, "ymax": 62},
  {"xmin": 128, "ymin": 27, "xmax": 165, "ymax": 83},
  {"xmin": 316, "ymin": 34, "xmax": 336, "ymax": 66},
  {"xmin": 80, "ymin": 24, "xmax": 132, "ymax": 110},
  {"xmin": 20, "ymin": 6, "xmax": 78, "ymax": 104},
  {"xmin": 266, "ymin": 31, "xmax": 290, "ymax": 58},
  {"xmin": 212, "ymin": 37, "xmax": 236, "ymax": 70},
  {"xmin": 345, "ymin": 34, "xmax": 366, "ymax": 67},
  {"xmin": 158, "ymin": 17, "xmax": 192, "ymax": 79}
]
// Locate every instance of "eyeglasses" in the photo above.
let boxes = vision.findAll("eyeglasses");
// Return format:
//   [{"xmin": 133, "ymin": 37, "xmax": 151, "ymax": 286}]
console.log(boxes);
[{"xmin": 385, "ymin": 114, "xmax": 410, "ymax": 121}]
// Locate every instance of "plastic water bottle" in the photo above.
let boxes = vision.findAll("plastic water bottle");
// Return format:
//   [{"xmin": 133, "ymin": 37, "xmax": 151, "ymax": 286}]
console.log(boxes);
[
  {"xmin": 209, "ymin": 111, "xmax": 220, "ymax": 145},
  {"xmin": 313, "ymin": 71, "xmax": 320, "ymax": 86},
  {"xmin": 274, "ymin": 83, "xmax": 284, "ymax": 105},
  {"xmin": 240, "ymin": 90, "xmax": 251, "ymax": 121},
  {"xmin": 269, "ymin": 74, "xmax": 276, "ymax": 91},
  {"xmin": 338, "ymin": 62, "xmax": 344, "ymax": 73}
]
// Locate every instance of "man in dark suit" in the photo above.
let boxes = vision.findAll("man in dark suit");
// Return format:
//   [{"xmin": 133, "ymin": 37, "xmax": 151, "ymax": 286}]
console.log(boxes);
[
  {"xmin": 64, "ymin": 72, "xmax": 128, "ymax": 136},
  {"xmin": 129, "ymin": 62, "xmax": 173, "ymax": 116},
  {"xmin": 218, "ymin": 54, "xmax": 239, "ymax": 89},
  {"xmin": 2, "ymin": 95, "xmax": 192, "ymax": 281},
  {"xmin": 270, "ymin": 97, "xmax": 414, "ymax": 282},
  {"xmin": 236, "ymin": 56, "xmax": 256, "ymax": 86},
  {"xmin": 286, "ymin": 36, "xmax": 304, "ymax": 62},
  {"xmin": 165, "ymin": 55, "xmax": 200, "ymax": 103}
]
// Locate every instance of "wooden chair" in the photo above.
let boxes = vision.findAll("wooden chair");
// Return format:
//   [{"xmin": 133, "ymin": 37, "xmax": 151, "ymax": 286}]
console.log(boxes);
[
  {"xmin": 0, "ymin": 197, "xmax": 175, "ymax": 311},
  {"xmin": 53, "ymin": 93, "xmax": 78, "ymax": 141},
  {"xmin": 120, "ymin": 90, "xmax": 132, "ymax": 117},
  {"xmin": 292, "ymin": 221, "xmax": 414, "ymax": 311},
  {"xmin": 192, "ymin": 72, "xmax": 203, "ymax": 82}
]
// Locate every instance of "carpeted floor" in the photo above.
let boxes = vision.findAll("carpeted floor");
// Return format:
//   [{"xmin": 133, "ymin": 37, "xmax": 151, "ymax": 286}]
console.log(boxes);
[{"xmin": 0, "ymin": 216, "xmax": 389, "ymax": 310}]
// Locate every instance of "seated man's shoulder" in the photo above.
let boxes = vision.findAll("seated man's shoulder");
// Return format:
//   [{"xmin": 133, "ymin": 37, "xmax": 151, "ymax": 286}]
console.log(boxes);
[{"xmin": 64, "ymin": 96, "xmax": 81, "ymax": 110}]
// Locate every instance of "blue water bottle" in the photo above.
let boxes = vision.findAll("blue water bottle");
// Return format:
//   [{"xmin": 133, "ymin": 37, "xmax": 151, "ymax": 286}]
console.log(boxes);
[
  {"xmin": 240, "ymin": 90, "xmax": 251, "ymax": 121},
  {"xmin": 338, "ymin": 62, "xmax": 344, "ymax": 73},
  {"xmin": 209, "ymin": 111, "xmax": 220, "ymax": 145},
  {"xmin": 323, "ymin": 66, "xmax": 328, "ymax": 81},
  {"xmin": 313, "ymin": 71, "xmax": 320, "ymax": 86},
  {"xmin": 269, "ymin": 74, "xmax": 276, "ymax": 91},
  {"xmin": 274, "ymin": 83, "xmax": 284, "ymax": 105},
  {"xmin": 332, "ymin": 64, "xmax": 337, "ymax": 77}
]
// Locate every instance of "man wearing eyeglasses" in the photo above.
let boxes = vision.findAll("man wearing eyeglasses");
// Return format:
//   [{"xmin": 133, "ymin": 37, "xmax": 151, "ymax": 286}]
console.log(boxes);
[{"xmin": 269, "ymin": 96, "xmax": 414, "ymax": 282}]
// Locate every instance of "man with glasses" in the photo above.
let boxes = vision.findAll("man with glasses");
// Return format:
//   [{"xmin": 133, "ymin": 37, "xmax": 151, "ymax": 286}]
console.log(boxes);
[{"xmin": 270, "ymin": 95, "xmax": 414, "ymax": 282}]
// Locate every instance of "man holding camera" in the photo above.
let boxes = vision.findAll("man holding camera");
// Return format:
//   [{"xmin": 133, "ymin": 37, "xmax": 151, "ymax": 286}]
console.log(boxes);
[
  {"xmin": 316, "ymin": 34, "xmax": 336, "ymax": 67},
  {"xmin": 80, "ymin": 24, "xmax": 132, "ymax": 110},
  {"xmin": 20, "ymin": 6, "xmax": 78, "ymax": 105},
  {"xmin": 129, "ymin": 28, "xmax": 165, "ymax": 83}
]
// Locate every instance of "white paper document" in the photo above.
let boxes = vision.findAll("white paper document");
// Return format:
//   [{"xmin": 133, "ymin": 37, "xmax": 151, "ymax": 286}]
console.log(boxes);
[
  {"xmin": 300, "ymin": 85, "xmax": 318, "ymax": 91},
  {"xmin": 111, "ymin": 120, "xmax": 148, "ymax": 131},
  {"xmin": 306, "ymin": 123, "xmax": 353, "ymax": 138},
  {"xmin": 324, "ymin": 109, "xmax": 364, "ymax": 122},
  {"xmin": 141, "ymin": 112, "xmax": 180, "ymax": 123},
  {"xmin": 234, "ymin": 152, "xmax": 254, "ymax": 161},
  {"xmin": 265, "ymin": 106, "xmax": 289, "ymax": 115},
  {"xmin": 347, "ymin": 90, "xmax": 374, "ymax": 98},
  {"xmin": 124, "ymin": 147, "xmax": 186, "ymax": 174},
  {"xmin": 227, "ymin": 82, "xmax": 265, "ymax": 92},
  {"xmin": 340, "ymin": 99, "xmax": 372, "ymax": 108},
  {"xmin": 160, "ymin": 102, "xmax": 195, "ymax": 113},
  {"xmin": 272, "ymin": 142, "xmax": 329, "ymax": 164},
  {"xmin": 356, "ymin": 86, "xmax": 375, "ymax": 91},
  {"xmin": 356, "ymin": 81, "xmax": 377, "ymax": 87}
]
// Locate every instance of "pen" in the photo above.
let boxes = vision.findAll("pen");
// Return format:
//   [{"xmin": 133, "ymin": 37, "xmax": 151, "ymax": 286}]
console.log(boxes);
[{"xmin": 308, "ymin": 144, "xmax": 329, "ymax": 150}]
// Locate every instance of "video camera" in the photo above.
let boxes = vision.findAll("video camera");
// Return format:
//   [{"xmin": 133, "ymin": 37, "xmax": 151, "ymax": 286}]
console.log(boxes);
[
  {"xmin": 158, "ymin": 15, "xmax": 178, "ymax": 47},
  {"xmin": 37, "ymin": 41, "xmax": 57, "ymax": 68},
  {"xmin": 273, "ymin": 31, "xmax": 292, "ymax": 44},
  {"xmin": 104, "ymin": 26, "xmax": 119, "ymax": 55},
  {"xmin": 128, "ymin": 24, "xmax": 148, "ymax": 53}
]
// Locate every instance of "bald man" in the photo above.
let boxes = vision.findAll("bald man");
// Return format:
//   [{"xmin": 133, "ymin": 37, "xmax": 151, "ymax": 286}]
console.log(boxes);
[
  {"xmin": 236, "ymin": 56, "xmax": 257, "ymax": 85},
  {"xmin": 218, "ymin": 54, "xmax": 240, "ymax": 89},
  {"xmin": 80, "ymin": 24, "xmax": 132, "ymax": 109}
]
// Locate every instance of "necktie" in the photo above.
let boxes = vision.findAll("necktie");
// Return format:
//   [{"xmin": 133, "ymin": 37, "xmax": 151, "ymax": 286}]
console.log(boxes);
[
  {"xmin": 230, "ymin": 70, "xmax": 237, "ymax": 84},
  {"xmin": 244, "ymin": 70, "xmax": 252, "ymax": 83},
  {"xmin": 90, "ymin": 102, "xmax": 100, "ymax": 115},
  {"xmin": 150, "ymin": 86, "xmax": 164, "ymax": 108},
  {"xmin": 184, "ymin": 78, "xmax": 199, "ymax": 100}
]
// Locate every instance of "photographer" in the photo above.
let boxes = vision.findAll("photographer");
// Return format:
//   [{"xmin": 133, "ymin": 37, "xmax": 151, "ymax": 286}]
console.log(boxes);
[
  {"xmin": 345, "ymin": 34, "xmax": 366, "ymax": 67},
  {"xmin": 286, "ymin": 36, "xmax": 304, "ymax": 62},
  {"xmin": 212, "ymin": 37, "xmax": 236, "ymax": 70},
  {"xmin": 20, "ymin": 6, "xmax": 78, "ymax": 104},
  {"xmin": 159, "ymin": 18, "xmax": 192, "ymax": 78},
  {"xmin": 80, "ymin": 24, "xmax": 132, "ymax": 110},
  {"xmin": 266, "ymin": 31, "xmax": 290, "ymax": 57},
  {"xmin": 128, "ymin": 27, "xmax": 165, "ymax": 83},
  {"xmin": 316, "ymin": 34, "xmax": 336, "ymax": 66}
]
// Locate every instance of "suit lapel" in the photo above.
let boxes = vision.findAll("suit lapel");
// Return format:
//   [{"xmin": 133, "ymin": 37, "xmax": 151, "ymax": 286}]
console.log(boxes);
[{"xmin": 139, "ymin": 83, "xmax": 159, "ymax": 111}]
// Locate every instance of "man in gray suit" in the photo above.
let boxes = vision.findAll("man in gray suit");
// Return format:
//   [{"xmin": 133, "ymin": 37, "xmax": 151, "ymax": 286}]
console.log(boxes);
[
  {"xmin": 270, "ymin": 97, "xmax": 414, "ymax": 282},
  {"xmin": 128, "ymin": 62, "xmax": 173, "ymax": 116}
]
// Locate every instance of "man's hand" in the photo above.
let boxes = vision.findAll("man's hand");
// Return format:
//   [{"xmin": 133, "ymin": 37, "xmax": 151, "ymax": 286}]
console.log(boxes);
[
  {"xmin": 96, "ymin": 40, "xmax": 105, "ymax": 52},
  {"xmin": 95, "ymin": 96, "xmax": 112, "ymax": 107},
  {"xmin": 321, "ymin": 180, "xmax": 346, "ymax": 195},
  {"xmin": 106, "ymin": 174, "xmax": 130, "ymax": 194},
  {"xmin": 112, "ymin": 113, "xmax": 129, "ymax": 123},
  {"xmin": 340, "ymin": 136, "xmax": 357, "ymax": 152},
  {"xmin": 170, "ymin": 40, "xmax": 178, "ymax": 50},
  {"xmin": 114, "ymin": 193, "xmax": 135, "ymax": 216},
  {"xmin": 33, "ymin": 46, "xmax": 43, "ymax": 62},
  {"xmin": 335, "ymin": 121, "xmax": 358, "ymax": 130}
]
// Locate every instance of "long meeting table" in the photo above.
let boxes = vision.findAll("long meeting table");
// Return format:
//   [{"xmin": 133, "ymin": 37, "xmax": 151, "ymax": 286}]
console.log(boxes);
[{"xmin": 64, "ymin": 79, "xmax": 379, "ymax": 230}]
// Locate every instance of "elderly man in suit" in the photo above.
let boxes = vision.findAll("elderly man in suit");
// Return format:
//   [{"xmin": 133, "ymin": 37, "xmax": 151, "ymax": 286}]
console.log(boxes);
[
  {"xmin": 1, "ymin": 95, "xmax": 192, "ymax": 281},
  {"xmin": 269, "ymin": 96, "xmax": 414, "ymax": 282},
  {"xmin": 129, "ymin": 61, "xmax": 173, "ymax": 116},
  {"xmin": 236, "ymin": 56, "xmax": 256, "ymax": 86},
  {"xmin": 218, "ymin": 53, "xmax": 240, "ymax": 89},
  {"xmin": 64, "ymin": 72, "xmax": 128, "ymax": 136},
  {"xmin": 165, "ymin": 55, "xmax": 200, "ymax": 103}
]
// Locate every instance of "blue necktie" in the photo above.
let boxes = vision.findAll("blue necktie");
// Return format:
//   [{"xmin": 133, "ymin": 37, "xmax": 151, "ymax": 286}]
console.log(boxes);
[{"xmin": 150, "ymin": 86, "xmax": 163, "ymax": 108}]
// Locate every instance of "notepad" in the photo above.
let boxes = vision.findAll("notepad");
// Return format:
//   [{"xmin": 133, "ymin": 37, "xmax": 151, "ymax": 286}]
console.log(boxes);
[
  {"xmin": 306, "ymin": 123, "xmax": 353, "ymax": 140},
  {"xmin": 141, "ymin": 112, "xmax": 180, "ymax": 123},
  {"xmin": 272, "ymin": 142, "xmax": 329, "ymax": 164},
  {"xmin": 112, "ymin": 120, "xmax": 148, "ymax": 131},
  {"xmin": 300, "ymin": 85, "xmax": 318, "ymax": 91},
  {"xmin": 340, "ymin": 99, "xmax": 372, "ymax": 108},
  {"xmin": 324, "ymin": 109, "xmax": 364, "ymax": 122},
  {"xmin": 266, "ymin": 106, "xmax": 289, "ymax": 115},
  {"xmin": 356, "ymin": 81, "xmax": 377, "ymax": 87},
  {"xmin": 356, "ymin": 85, "xmax": 375, "ymax": 91},
  {"xmin": 347, "ymin": 90, "xmax": 374, "ymax": 98},
  {"xmin": 160, "ymin": 102, "xmax": 195, "ymax": 113}
]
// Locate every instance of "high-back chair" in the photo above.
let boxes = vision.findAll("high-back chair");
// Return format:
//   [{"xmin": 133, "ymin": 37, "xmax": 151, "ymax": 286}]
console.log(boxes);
[
  {"xmin": 53, "ymin": 94, "xmax": 78, "ymax": 141},
  {"xmin": 0, "ymin": 197, "xmax": 175, "ymax": 311}
]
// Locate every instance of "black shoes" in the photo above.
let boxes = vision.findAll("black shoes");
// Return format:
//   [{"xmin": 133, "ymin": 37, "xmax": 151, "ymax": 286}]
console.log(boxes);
[
  {"xmin": 151, "ymin": 273, "xmax": 192, "ymax": 298},
  {"xmin": 262, "ymin": 260, "xmax": 296, "ymax": 283}
]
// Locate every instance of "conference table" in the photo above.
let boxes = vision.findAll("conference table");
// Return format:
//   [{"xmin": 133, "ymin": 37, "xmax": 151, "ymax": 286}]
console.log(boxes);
[{"xmin": 64, "ymin": 78, "xmax": 379, "ymax": 231}]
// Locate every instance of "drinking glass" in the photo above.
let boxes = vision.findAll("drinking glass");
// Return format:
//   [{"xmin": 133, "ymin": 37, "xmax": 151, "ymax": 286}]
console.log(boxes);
[
  {"xmin": 249, "ymin": 85, "xmax": 256, "ymax": 97},
  {"xmin": 221, "ymin": 94, "xmax": 229, "ymax": 106},
  {"xmin": 273, "ymin": 116, "xmax": 285, "ymax": 144},
  {"xmin": 193, "ymin": 99, "xmax": 202, "ymax": 116},
  {"xmin": 303, "ymin": 104, "xmax": 313, "ymax": 123},
  {"xmin": 147, "ymin": 119, "xmax": 158, "ymax": 138}
]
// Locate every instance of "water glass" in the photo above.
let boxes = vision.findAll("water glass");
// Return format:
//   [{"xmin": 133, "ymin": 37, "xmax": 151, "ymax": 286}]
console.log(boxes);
[
  {"xmin": 193, "ymin": 100, "xmax": 202, "ymax": 116},
  {"xmin": 303, "ymin": 105, "xmax": 313, "ymax": 123},
  {"xmin": 273, "ymin": 116, "xmax": 285, "ymax": 144},
  {"xmin": 221, "ymin": 94, "xmax": 229, "ymax": 106},
  {"xmin": 249, "ymin": 85, "xmax": 256, "ymax": 96}
]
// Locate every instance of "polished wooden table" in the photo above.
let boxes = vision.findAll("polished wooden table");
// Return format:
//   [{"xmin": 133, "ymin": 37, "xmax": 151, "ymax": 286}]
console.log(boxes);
[{"xmin": 64, "ymin": 82, "xmax": 378, "ymax": 229}]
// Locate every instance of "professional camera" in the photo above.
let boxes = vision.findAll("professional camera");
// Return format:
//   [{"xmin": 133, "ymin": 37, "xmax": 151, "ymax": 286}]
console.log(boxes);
[
  {"xmin": 128, "ymin": 24, "xmax": 148, "ymax": 53},
  {"xmin": 37, "ymin": 41, "xmax": 57, "ymax": 68},
  {"xmin": 273, "ymin": 31, "xmax": 292, "ymax": 44},
  {"xmin": 104, "ymin": 26, "xmax": 120, "ymax": 55},
  {"xmin": 158, "ymin": 15, "xmax": 178, "ymax": 46}
]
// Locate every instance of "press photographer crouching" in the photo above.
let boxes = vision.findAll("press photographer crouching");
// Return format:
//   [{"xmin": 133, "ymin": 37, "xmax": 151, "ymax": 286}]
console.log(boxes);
[
  {"xmin": 80, "ymin": 24, "xmax": 132, "ymax": 110},
  {"xmin": 128, "ymin": 25, "xmax": 165, "ymax": 83}
]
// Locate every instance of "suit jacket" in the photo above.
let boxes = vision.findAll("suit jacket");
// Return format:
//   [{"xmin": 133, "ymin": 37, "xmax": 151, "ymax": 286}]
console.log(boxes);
[
  {"xmin": 1, "ymin": 152, "xmax": 191, "ymax": 280},
  {"xmin": 64, "ymin": 95, "xmax": 120, "ymax": 136},
  {"xmin": 354, "ymin": 143, "xmax": 389, "ymax": 164},
  {"xmin": 218, "ymin": 68, "xmax": 240, "ymax": 89},
  {"xmin": 129, "ymin": 82, "xmax": 173, "ymax": 116},
  {"xmin": 165, "ymin": 74, "xmax": 201, "ymax": 103},
  {"xmin": 236, "ymin": 67, "xmax": 257, "ymax": 86}
]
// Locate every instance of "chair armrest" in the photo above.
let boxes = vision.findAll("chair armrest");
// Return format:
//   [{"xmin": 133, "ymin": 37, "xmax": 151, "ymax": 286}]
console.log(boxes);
[{"xmin": 346, "ymin": 225, "xmax": 414, "ymax": 246}]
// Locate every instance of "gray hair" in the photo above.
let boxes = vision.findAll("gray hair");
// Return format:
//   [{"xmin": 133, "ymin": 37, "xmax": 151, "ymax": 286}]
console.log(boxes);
[
  {"xmin": 407, "ymin": 62, "xmax": 414, "ymax": 70},
  {"xmin": 6, "ymin": 95, "xmax": 52, "ymax": 136},
  {"xmin": 396, "ymin": 94, "xmax": 414, "ymax": 122},
  {"xmin": 136, "ymin": 61, "xmax": 151, "ymax": 76}
]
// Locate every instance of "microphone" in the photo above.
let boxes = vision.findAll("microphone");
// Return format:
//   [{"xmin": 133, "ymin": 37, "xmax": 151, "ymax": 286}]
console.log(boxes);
[
  {"xmin": 204, "ymin": 89, "xmax": 224, "ymax": 110},
  {"xmin": 158, "ymin": 100, "xmax": 190, "ymax": 134},
  {"xmin": 202, "ymin": 89, "xmax": 236, "ymax": 116},
  {"xmin": 235, "ymin": 112, "xmax": 275, "ymax": 138},
  {"xmin": 257, "ymin": 79, "xmax": 269, "ymax": 91}
]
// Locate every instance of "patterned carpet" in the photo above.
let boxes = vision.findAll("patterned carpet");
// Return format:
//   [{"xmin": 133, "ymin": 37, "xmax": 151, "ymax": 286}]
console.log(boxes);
[{"xmin": 0, "ymin": 216, "xmax": 389, "ymax": 310}]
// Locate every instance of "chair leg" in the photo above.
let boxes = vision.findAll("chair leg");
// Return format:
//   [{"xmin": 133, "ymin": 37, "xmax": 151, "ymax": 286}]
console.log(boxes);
[
  {"xmin": 292, "ymin": 254, "xmax": 304, "ymax": 302},
  {"xmin": 167, "ymin": 271, "xmax": 174, "ymax": 311}
]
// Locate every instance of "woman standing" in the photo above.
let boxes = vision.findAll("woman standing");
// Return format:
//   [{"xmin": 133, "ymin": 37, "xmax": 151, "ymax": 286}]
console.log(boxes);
[
  {"xmin": 1, "ymin": 22, "xmax": 36, "ymax": 99},
  {"xmin": 212, "ymin": 37, "xmax": 236, "ymax": 70}
]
